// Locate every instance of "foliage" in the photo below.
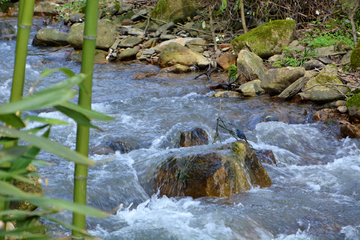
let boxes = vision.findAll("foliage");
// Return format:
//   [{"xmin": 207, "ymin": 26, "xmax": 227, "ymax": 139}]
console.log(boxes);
[
  {"xmin": 300, "ymin": 28, "xmax": 356, "ymax": 49},
  {"xmin": 272, "ymin": 48, "xmax": 317, "ymax": 68},
  {"xmin": 0, "ymin": 69, "xmax": 112, "ymax": 238}
]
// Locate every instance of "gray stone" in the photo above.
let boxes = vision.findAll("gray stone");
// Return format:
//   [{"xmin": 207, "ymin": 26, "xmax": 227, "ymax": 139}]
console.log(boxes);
[
  {"xmin": 0, "ymin": 21, "xmax": 15, "ymax": 36},
  {"xmin": 314, "ymin": 46, "xmax": 336, "ymax": 57},
  {"xmin": 239, "ymin": 80, "xmax": 264, "ymax": 97},
  {"xmin": 117, "ymin": 48, "xmax": 139, "ymax": 61},
  {"xmin": 337, "ymin": 106, "xmax": 348, "ymax": 113},
  {"xmin": 213, "ymin": 91, "xmax": 242, "ymax": 98},
  {"xmin": 67, "ymin": 20, "xmax": 117, "ymax": 50},
  {"xmin": 303, "ymin": 59, "xmax": 325, "ymax": 70},
  {"xmin": 119, "ymin": 37, "xmax": 142, "ymax": 48},
  {"xmin": 127, "ymin": 27, "xmax": 145, "ymax": 37},
  {"xmin": 143, "ymin": 48, "xmax": 156, "ymax": 55},
  {"xmin": 158, "ymin": 42, "xmax": 209, "ymax": 68},
  {"xmin": 260, "ymin": 67, "xmax": 305, "ymax": 94},
  {"xmin": 34, "ymin": 1, "xmax": 58, "ymax": 15},
  {"xmin": 318, "ymin": 57, "xmax": 333, "ymax": 64},
  {"xmin": 131, "ymin": 9, "xmax": 151, "ymax": 21},
  {"xmin": 268, "ymin": 54, "xmax": 282, "ymax": 62},
  {"xmin": 160, "ymin": 34, "xmax": 177, "ymax": 40},
  {"xmin": 340, "ymin": 51, "xmax": 352, "ymax": 65},
  {"xmin": 116, "ymin": 3, "xmax": 132, "ymax": 15},
  {"xmin": 32, "ymin": 28, "xmax": 69, "ymax": 47},
  {"xmin": 153, "ymin": 22, "xmax": 175, "ymax": 37},
  {"xmin": 105, "ymin": 2, "xmax": 120, "ymax": 16},
  {"xmin": 143, "ymin": 38, "xmax": 159, "ymax": 48},
  {"xmin": 237, "ymin": 50, "xmax": 267, "ymax": 80},
  {"xmin": 277, "ymin": 76, "xmax": 309, "ymax": 99}
]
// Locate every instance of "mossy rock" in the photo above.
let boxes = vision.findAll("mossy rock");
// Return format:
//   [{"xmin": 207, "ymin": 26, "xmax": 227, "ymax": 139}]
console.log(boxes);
[
  {"xmin": 350, "ymin": 41, "xmax": 360, "ymax": 70},
  {"xmin": 150, "ymin": 0, "xmax": 196, "ymax": 23},
  {"xmin": 155, "ymin": 141, "xmax": 271, "ymax": 198},
  {"xmin": 9, "ymin": 165, "xmax": 43, "ymax": 212},
  {"xmin": 231, "ymin": 20, "xmax": 296, "ymax": 58}
]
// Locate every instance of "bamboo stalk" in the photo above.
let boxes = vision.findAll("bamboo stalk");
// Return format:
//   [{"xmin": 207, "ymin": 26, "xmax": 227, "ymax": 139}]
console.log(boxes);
[
  {"xmin": 72, "ymin": 0, "xmax": 99, "ymax": 237},
  {"xmin": 0, "ymin": 1, "xmax": 35, "ymax": 239}
]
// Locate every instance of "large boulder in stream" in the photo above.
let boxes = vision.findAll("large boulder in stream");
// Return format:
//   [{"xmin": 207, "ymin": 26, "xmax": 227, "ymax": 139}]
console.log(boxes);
[
  {"xmin": 67, "ymin": 19, "xmax": 116, "ymax": 50},
  {"xmin": 231, "ymin": 20, "xmax": 296, "ymax": 58},
  {"xmin": 302, "ymin": 64, "xmax": 348, "ymax": 102},
  {"xmin": 155, "ymin": 141, "xmax": 271, "ymax": 198},
  {"xmin": 158, "ymin": 42, "xmax": 209, "ymax": 68},
  {"xmin": 260, "ymin": 67, "xmax": 305, "ymax": 94}
]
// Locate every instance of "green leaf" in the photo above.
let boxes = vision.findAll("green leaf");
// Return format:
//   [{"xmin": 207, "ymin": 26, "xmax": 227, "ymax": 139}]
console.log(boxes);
[
  {"xmin": 24, "ymin": 127, "xmax": 51, "ymax": 159},
  {"xmin": 35, "ymin": 73, "xmax": 85, "ymax": 96},
  {"xmin": 0, "ymin": 136, "xmax": 17, "ymax": 145},
  {"xmin": 0, "ymin": 89, "xmax": 76, "ymax": 115},
  {"xmin": 28, "ymin": 197, "xmax": 109, "ymax": 218},
  {"xmin": 0, "ymin": 113, "xmax": 25, "ymax": 128},
  {"xmin": 0, "ymin": 126, "xmax": 95, "ymax": 166},
  {"xmin": 30, "ymin": 159, "xmax": 52, "ymax": 167},
  {"xmin": 0, "ymin": 169, "xmax": 34, "ymax": 183},
  {"xmin": 55, "ymin": 105, "xmax": 98, "ymax": 129},
  {"xmin": 9, "ymin": 157, "xmax": 32, "ymax": 172},
  {"xmin": 0, "ymin": 146, "xmax": 32, "ymax": 165},
  {"xmin": 39, "ymin": 67, "xmax": 75, "ymax": 79},
  {"xmin": 60, "ymin": 101, "xmax": 114, "ymax": 121},
  {"xmin": 23, "ymin": 116, "xmax": 69, "ymax": 125}
]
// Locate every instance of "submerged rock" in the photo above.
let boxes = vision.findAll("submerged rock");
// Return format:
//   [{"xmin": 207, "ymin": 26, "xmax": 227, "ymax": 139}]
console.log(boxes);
[
  {"xmin": 340, "ymin": 125, "xmax": 360, "ymax": 138},
  {"xmin": 155, "ymin": 141, "xmax": 271, "ymax": 198},
  {"xmin": 179, "ymin": 128, "xmax": 208, "ymax": 147},
  {"xmin": 0, "ymin": 20, "xmax": 15, "ymax": 36}
]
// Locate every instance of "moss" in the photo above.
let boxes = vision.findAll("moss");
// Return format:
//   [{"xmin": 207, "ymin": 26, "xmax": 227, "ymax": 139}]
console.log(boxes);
[
  {"xmin": 350, "ymin": 41, "xmax": 360, "ymax": 70},
  {"xmin": 114, "ymin": 1, "xmax": 120, "ymax": 11},
  {"xmin": 231, "ymin": 20, "xmax": 295, "ymax": 58},
  {"xmin": 346, "ymin": 92, "xmax": 360, "ymax": 107},
  {"xmin": 150, "ymin": 0, "xmax": 195, "ymax": 22}
]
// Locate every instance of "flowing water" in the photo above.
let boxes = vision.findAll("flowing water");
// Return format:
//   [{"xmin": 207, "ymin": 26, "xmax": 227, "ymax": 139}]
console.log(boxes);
[{"xmin": 1, "ymin": 17, "xmax": 360, "ymax": 240}]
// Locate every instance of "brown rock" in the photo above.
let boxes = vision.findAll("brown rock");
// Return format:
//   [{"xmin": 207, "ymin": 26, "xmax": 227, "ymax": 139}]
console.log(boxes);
[
  {"xmin": 179, "ymin": 128, "xmax": 208, "ymax": 147},
  {"xmin": 216, "ymin": 53, "xmax": 237, "ymax": 70},
  {"xmin": 155, "ymin": 141, "xmax": 271, "ymax": 198},
  {"xmin": 133, "ymin": 73, "xmax": 157, "ymax": 80},
  {"xmin": 313, "ymin": 108, "xmax": 336, "ymax": 121},
  {"xmin": 255, "ymin": 150, "xmax": 277, "ymax": 165},
  {"xmin": 121, "ymin": 19, "xmax": 134, "ymax": 25},
  {"xmin": 340, "ymin": 125, "xmax": 360, "ymax": 138},
  {"xmin": 90, "ymin": 145, "xmax": 115, "ymax": 155}
]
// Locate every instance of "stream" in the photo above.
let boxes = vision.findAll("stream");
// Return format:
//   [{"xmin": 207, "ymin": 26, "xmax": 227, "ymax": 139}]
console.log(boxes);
[{"xmin": 1, "ymin": 17, "xmax": 360, "ymax": 239}]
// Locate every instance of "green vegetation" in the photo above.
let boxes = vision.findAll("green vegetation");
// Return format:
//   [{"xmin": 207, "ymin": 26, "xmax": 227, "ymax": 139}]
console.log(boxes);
[
  {"xmin": 272, "ymin": 48, "xmax": 317, "ymax": 68},
  {"xmin": 224, "ymin": 64, "xmax": 238, "ymax": 83},
  {"xmin": 300, "ymin": 28, "xmax": 356, "ymax": 49}
]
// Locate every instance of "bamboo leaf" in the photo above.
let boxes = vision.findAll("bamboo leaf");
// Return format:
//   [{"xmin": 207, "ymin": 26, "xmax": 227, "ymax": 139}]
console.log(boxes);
[
  {"xmin": 0, "ymin": 126, "xmax": 95, "ymax": 166},
  {"xmin": 30, "ymin": 159, "xmax": 52, "ymax": 167},
  {"xmin": 0, "ymin": 89, "xmax": 76, "ymax": 115},
  {"xmin": 28, "ymin": 198, "xmax": 109, "ymax": 218},
  {"xmin": 9, "ymin": 157, "xmax": 32, "ymax": 172},
  {"xmin": 23, "ymin": 116, "xmax": 69, "ymax": 125},
  {"xmin": 39, "ymin": 67, "xmax": 75, "ymax": 79},
  {"xmin": 0, "ymin": 169, "xmax": 34, "ymax": 184},
  {"xmin": 0, "ymin": 146, "xmax": 32, "ymax": 165},
  {"xmin": 55, "ymin": 105, "xmax": 98, "ymax": 129},
  {"xmin": 24, "ymin": 127, "xmax": 50, "ymax": 159},
  {"xmin": 0, "ymin": 136, "xmax": 17, "ymax": 145},
  {"xmin": 60, "ymin": 101, "xmax": 114, "ymax": 121},
  {"xmin": 24, "ymin": 124, "xmax": 49, "ymax": 134},
  {"xmin": 35, "ymin": 73, "xmax": 85, "ymax": 95},
  {"xmin": 0, "ymin": 113, "xmax": 25, "ymax": 128}
]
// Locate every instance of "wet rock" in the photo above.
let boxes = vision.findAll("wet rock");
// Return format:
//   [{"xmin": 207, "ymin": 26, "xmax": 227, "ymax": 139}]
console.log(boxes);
[
  {"xmin": 313, "ymin": 108, "xmax": 336, "ymax": 121},
  {"xmin": 34, "ymin": 1, "xmax": 58, "ymax": 16},
  {"xmin": 32, "ymin": 28, "xmax": 69, "ymax": 47},
  {"xmin": 213, "ymin": 91, "xmax": 242, "ymax": 98},
  {"xmin": 133, "ymin": 73, "xmax": 157, "ymax": 80},
  {"xmin": 90, "ymin": 145, "xmax": 115, "ymax": 155},
  {"xmin": 119, "ymin": 37, "xmax": 142, "ymax": 48},
  {"xmin": 231, "ymin": 20, "xmax": 296, "ymax": 58},
  {"xmin": 340, "ymin": 125, "xmax": 360, "ymax": 138},
  {"xmin": 0, "ymin": 20, "xmax": 15, "ymax": 36},
  {"xmin": 67, "ymin": 20, "xmax": 116, "ymax": 50},
  {"xmin": 179, "ymin": 128, "xmax": 208, "ymax": 147},
  {"xmin": 303, "ymin": 59, "xmax": 325, "ymax": 70},
  {"xmin": 150, "ymin": 0, "xmax": 196, "ymax": 22},
  {"xmin": 10, "ymin": 165, "xmax": 43, "ymax": 211},
  {"xmin": 255, "ymin": 150, "xmax": 277, "ymax": 165},
  {"xmin": 107, "ymin": 140, "xmax": 132, "ymax": 154},
  {"xmin": 260, "ymin": 67, "xmax": 305, "ymax": 94},
  {"xmin": 158, "ymin": 42, "xmax": 209, "ymax": 68},
  {"xmin": 155, "ymin": 141, "xmax": 271, "ymax": 198},
  {"xmin": 131, "ymin": 9, "xmax": 151, "ymax": 22},
  {"xmin": 117, "ymin": 48, "xmax": 139, "ymax": 61},
  {"xmin": 237, "ymin": 50, "xmax": 267, "ymax": 80},
  {"xmin": 69, "ymin": 49, "xmax": 108, "ymax": 63},
  {"xmin": 302, "ymin": 65, "xmax": 348, "ymax": 103},
  {"xmin": 239, "ymin": 80, "xmax": 264, "ymax": 97},
  {"xmin": 263, "ymin": 114, "xmax": 279, "ymax": 122},
  {"xmin": 277, "ymin": 77, "xmax": 309, "ymax": 99},
  {"xmin": 216, "ymin": 53, "xmax": 236, "ymax": 70},
  {"xmin": 68, "ymin": 13, "xmax": 85, "ymax": 24}
]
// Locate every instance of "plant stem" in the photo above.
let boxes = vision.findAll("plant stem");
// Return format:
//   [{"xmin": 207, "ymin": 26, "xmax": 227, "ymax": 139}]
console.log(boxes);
[{"xmin": 72, "ymin": 0, "xmax": 99, "ymax": 238}]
